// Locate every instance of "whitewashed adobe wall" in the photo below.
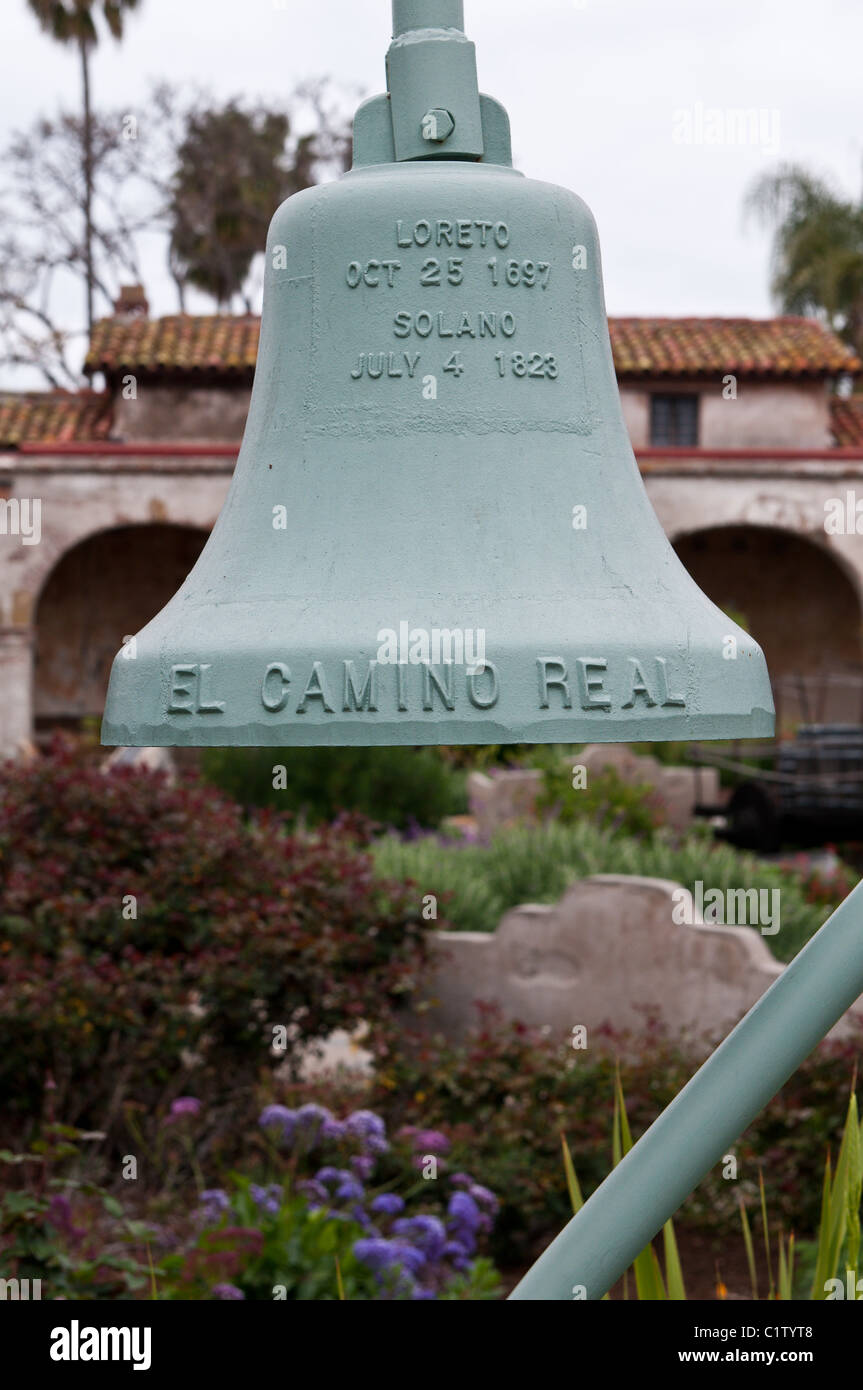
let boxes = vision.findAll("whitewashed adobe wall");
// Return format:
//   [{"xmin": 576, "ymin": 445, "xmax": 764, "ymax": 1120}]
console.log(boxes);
[{"xmin": 418, "ymin": 876, "xmax": 863, "ymax": 1056}]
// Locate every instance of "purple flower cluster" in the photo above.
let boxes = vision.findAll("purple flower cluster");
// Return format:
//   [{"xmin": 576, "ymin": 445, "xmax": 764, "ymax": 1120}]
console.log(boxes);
[
  {"xmin": 398, "ymin": 1125, "xmax": 451, "ymax": 1171},
  {"xmin": 352, "ymin": 1184, "xmax": 494, "ymax": 1300},
  {"xmin": 183, "ymin": 1097, "xmax": 497, "ymax": 1301},
  {"xmin": 343, "ymin": 1110, "xmax": 388, "ymax": 1154},
  {"xmin": 258, "ymin": 1104, "xmax": 297, "ymax": 1143},
  {"xmin": 199, "ymin": 1189, "xmax": 231, "ymax": 1225},
  {"xmin": 393, "ymin": 818, "xmax": 486, "ymax": 848},
  {"xmin": 198, "ymin": 1103, "xmax": 496, "ymax": 1300},
  {"xmin": 249, "ymin": 1183, "xmax": 283, "ymax": 1216},
  {"xmin": 259, "ymin": 1102, "xmax": 381, "ymax": 1152},
  {"xmin": 257, "ymin": 1103, "xmax": 497, "ymax": 1299},
  {"xmin": 166, "ymin": 1096, "xmax": 201, "ymax": 1123}
]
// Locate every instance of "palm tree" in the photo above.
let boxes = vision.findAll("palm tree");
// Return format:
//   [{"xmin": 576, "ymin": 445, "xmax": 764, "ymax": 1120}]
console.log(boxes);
[
  {"xmin": 26, "ymin": 0, "xmax": 142, "ymax": 336},
  {"xmin": 746, "ymin": 163, "xmax": 863, "ymax": 361}
]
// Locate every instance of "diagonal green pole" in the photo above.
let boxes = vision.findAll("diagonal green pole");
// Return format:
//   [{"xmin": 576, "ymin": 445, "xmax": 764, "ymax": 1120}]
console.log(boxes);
[{"xmin": 509, "ymin": 878, "xmax": 863, "ymax": 1300}]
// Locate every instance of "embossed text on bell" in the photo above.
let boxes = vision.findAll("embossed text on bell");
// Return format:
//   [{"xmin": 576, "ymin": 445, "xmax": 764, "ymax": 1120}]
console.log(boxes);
[{"xmin": 101, "ymin": 0, "xmax": 775, "ymax": 749}]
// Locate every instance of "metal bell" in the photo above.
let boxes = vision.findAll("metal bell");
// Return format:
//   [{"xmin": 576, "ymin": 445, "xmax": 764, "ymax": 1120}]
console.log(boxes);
[{"xmin": 102, "ymin": 0, "xmax": 774, "ymax": 749}]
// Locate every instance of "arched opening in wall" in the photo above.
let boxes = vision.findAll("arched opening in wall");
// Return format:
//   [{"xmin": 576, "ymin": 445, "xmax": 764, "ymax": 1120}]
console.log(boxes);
[
  {"xmin": 674, "ymin": 524, "xmax": 863, "ymax": 724},
  {"xmin": 33, "ymin": 524, "xmax": 209, "ymax": 732}
]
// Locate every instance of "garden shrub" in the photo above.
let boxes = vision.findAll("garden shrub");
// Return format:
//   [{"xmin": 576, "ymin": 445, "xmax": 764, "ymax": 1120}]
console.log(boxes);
[
  {"xmin": 160, "ymin": 1101, "xmax": 501, "ymax": 1301},
  {"xmin": 0, "ymin": 1103, "xmax": 500, "ymax": 1301},
  {"xmin": 5, "ymin": 1022, "xmax": 862, "ymax": 1292},
  {"xmin": 535, "ymin": 760, "xmax": 666, "ymax": 837},
  {"xmin": 362, "ymin": 1009, "xmax": 863, "ymax": 1267},
  {"xmin": 0, "ymin": 1145, "xmax": 155, "ymax": 1300},
  {"xmin": 199, "ymin": 744, "xmax": 465, "ymax": 830},
  {"xmin": 0, "ymin": 737, "xmax": 428, "ymax": 1143}
]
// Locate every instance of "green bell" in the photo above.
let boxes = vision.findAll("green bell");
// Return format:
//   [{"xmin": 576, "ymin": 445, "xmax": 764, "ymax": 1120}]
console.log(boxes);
[{"xmin": 102, "ymin": 0, "xmax": 774, "ymax": 749}]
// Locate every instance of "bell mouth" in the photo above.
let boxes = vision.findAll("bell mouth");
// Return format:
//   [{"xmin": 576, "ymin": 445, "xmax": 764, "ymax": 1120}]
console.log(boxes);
[{"xmin": 101, "ymin": 604, "xmax": 774, "ymax": 749}]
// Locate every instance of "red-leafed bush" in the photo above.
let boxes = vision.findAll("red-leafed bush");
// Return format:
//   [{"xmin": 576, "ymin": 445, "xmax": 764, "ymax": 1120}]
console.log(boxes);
[{"xmin": 0, "ymin": 737, "xmax": 427, "ymax": 1140}]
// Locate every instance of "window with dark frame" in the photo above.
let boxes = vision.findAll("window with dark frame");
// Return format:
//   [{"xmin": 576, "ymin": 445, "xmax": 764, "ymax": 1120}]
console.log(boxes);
[{"xmin": 650, "ymin": 393, "xmax": 699, "ymax": 447}]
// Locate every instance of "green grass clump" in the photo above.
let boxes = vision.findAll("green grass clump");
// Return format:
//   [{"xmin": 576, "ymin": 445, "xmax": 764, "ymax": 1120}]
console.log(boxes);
[{"xmin": 371, "ymin": 819, "xmax": 850, "ymax": 961}]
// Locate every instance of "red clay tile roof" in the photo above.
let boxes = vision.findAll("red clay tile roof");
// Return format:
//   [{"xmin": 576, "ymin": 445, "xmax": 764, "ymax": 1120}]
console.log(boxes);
[
  {"xmin": 831, "ymin": 396, "xmax": 863, "ymax": 447},
  {"xmin": 5, "ymin": 317, "xmax": 860, "ymax": 447},
  {"xmin": 609, "ymin": 317, "xmax": 860, "ymax": 378},
  {"xmin": 0, "ymin": 391, "xmax": 113, "ymax": 449},
  {"xmin": 86, "ymin": 314, "xmax": 260, "ymax": 378},
  {"xmin": 85, "ymin": 311, "xmax": 860, "ymax": 381}
]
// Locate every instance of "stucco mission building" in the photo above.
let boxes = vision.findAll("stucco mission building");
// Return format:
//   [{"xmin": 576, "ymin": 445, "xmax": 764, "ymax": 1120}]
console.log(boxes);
[{"xmin": 1, "ymin": 290, "xmax": 862, "ymax": 755}]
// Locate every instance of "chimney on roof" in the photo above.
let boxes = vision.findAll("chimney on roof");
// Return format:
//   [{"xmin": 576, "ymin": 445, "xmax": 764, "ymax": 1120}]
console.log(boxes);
[{"xmin": 113, "ymin": 284, "xmax": 149, "ymax": 319}]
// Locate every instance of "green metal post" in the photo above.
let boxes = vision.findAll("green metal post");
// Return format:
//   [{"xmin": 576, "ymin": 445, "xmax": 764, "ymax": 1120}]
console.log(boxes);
[
  {"xmin": 392, "ymin": 0, "xmax": 464, "ymax": 31},
  {"xmin": 510, "ymin": 878, "xmax": 863, "ymax": 1300}
]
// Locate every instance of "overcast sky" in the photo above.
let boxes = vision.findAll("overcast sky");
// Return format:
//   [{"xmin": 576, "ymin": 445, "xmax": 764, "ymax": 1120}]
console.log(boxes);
[{"xmin": 1, "ymin": 0, "xmax": 861, "ymax": 362}]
